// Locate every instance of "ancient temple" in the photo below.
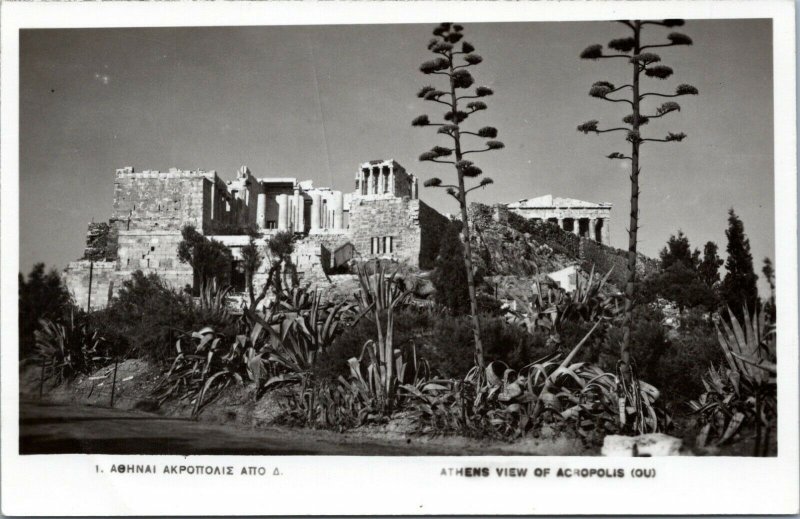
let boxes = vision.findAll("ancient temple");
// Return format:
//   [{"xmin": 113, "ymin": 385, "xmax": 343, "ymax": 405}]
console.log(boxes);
[
  {"xmin": 506, "ymin": 194, "xmax": 612, "ymax": 245},
  {"xmin": 64, "ymin": 159, "xmax": 447, "ymax": 310}
]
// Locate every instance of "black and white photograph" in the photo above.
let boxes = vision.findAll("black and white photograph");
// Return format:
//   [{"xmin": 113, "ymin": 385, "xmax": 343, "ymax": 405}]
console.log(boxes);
[{"xmin": 2, "ymin": 1, "xmax": 797, "ymax": 516}]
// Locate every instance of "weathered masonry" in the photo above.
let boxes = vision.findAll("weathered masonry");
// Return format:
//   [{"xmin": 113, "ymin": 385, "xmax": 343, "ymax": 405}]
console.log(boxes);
[
  {"xmin": 506, "ymin": 194, "xmax": 612, "ymax": 246},
  {"xmin": 64, "ymin": 159, "xmax": 447, "ymax": 310}
]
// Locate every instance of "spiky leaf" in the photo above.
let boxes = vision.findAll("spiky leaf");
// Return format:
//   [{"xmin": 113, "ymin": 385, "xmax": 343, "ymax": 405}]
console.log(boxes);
[
  {"xmin": 478, "ymin": 177, "xmax": 493, "ymax": 188},
  {"xmin": 462, "ymin": 41, "xmax": 475, "ymax": 54},
  {"xmin": 486, "ymin": 140, "xmax": 504, "ymax": 150},
  {"xmin": 424, "ymin": 177, "xmax": 443, "ymax": 188},
  {"xmin": 437, "ymin": 125, "xmax": 458, "ymax": 135},
  {"xmin": 475, "ymin": 86, "xmax": 493, "ymax": 97},
  {"xmin": 676, "ymin": 83, "xmax": 699, "ymax": 95}
]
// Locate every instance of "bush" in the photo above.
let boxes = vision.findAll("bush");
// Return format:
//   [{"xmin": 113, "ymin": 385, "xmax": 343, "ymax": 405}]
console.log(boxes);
[
  {"xmin": 601, "ymin": 306, "xmax": 721, "ymax": 406},
  {"xmin": 19, "ymin": 263, "xmax": 73, "ymax": 359},
  {"xmin": 91, "ymin": 271, "xmax": 237, "ymax": 365},
  {"xmin": 423, "ymin": 314, "xmax": 551, "ymax": 377},
  {"xmin": 313, "ymin": 308, "xmax": 432, "ymax": 381}
]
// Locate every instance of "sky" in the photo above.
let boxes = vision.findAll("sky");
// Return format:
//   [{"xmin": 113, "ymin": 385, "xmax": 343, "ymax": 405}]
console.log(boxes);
[{"xmin": 19, "ymin": 20, "xmax": 774, "ymax": 291}]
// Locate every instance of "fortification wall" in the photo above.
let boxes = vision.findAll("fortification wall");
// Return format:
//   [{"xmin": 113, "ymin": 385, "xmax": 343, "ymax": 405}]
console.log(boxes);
[{"xmin": 63, "ymin": 260, "xmax": 117, "ymax": 311}]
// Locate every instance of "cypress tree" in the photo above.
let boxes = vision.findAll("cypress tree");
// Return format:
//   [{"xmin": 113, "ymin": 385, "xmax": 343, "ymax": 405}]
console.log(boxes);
[{"xmin": 720, "ymin": 209, "xmax": 758, "ymax": 317}]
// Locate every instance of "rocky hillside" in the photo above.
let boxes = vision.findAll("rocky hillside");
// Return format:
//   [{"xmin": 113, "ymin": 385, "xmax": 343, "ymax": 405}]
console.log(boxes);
[{"xmin": 467, "ymin": 203, "xmax": 659, "ymax": 292}]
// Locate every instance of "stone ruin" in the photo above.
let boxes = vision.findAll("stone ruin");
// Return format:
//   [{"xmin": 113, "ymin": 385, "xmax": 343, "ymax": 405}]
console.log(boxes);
[{"xmin": 64, "ymin": 159, "xmax": 448, "ymax": 310}]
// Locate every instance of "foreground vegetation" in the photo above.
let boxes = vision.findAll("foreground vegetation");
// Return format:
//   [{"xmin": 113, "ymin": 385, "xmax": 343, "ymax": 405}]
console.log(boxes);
[{"xmin": 21, "ymin": 215, "xmax": 777, "ymax": 453}]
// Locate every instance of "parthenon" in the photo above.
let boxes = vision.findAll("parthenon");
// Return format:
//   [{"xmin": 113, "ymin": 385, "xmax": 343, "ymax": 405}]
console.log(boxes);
[{"xmin": 506, "ymin": 194, "xmax": 612, "ymax": 245}]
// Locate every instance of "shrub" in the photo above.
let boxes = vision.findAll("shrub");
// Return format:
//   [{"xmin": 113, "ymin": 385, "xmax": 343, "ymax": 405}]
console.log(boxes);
[
  {"xmin": 422, "ymin": 314, "xmax": 552, "ymax": 378},
  {"xmin": 601, "ymin": 306, "xmax": 721, "ymax": 406},
  {"xmin": 313, "ymin": 308, "xmax": 431, "ymax": 381},
  {"xmin": 19, "ymin": 263, "xmax": 72, "ymax": 359},
  {"xmin": 34, "ymin": 312, "xmax": 113, "ymax": 384},
  {"xmin": 431, "ymin": 221, "xmax": 474, "ymax": 314},
  {"xmin": 91, "ymin": 271, "xmax": 236, "ymax": 365},
  {"xmin": 177, "ymin": 225, "xmax": 234, "ymax": 292}
]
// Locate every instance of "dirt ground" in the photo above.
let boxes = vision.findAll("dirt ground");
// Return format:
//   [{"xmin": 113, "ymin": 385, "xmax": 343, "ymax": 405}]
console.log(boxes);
[
  {"xmin": 19, "ymin": 361, "xmax": 595, "ymax": 456},
  {"xmin": 19, "ymin": 361, "xmax": 774, "ymax": 456}
]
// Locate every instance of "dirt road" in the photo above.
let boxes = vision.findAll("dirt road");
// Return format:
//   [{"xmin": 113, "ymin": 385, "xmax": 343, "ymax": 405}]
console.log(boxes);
[{"xmin": 19, "ymin": 401, "xmax": 518, "ymax": 456}]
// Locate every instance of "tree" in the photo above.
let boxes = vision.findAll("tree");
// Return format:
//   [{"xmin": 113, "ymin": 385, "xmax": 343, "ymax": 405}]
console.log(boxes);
[
  {"xmin": 432, "ymin": 221, "xmax": 472, "ymax": 314},
  {"xmin": 720, "ymin": 209, "xmax": 758, "ymax": 317},
  {"xmin": 19, "ymin": 263, "xmax": 72, "ymax": 358},
  {"xmin": 577, "ymin": 19, "xmax": 698, "ymax": 377},
  {"xmin": 241, "ymin": 230, "xmax": 296, "ymax": 313},
  {"xmin": 641, "ymin": 232, "xmax": 717, "ymax": 312},
  {"xmin": 177, "ymin": 225, "xmax": 234, "ymax": 292},
  {"xmin": 762, "ymin": 257, "xmax": 776, "ymax": 321},
  {"xmin": 412, "ymin": 22, "xmax": 504, "ymax": 368},
  {"xmin": 659, "ymin": 230, "xmax": 699, "ymax": 270},
  {"xmin": 698, "ymin": 241, "xmax": 723, "ymax": 288}
]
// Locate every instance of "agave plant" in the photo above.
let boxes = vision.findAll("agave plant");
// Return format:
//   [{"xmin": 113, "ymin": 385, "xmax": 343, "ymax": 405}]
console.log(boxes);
[
  {"xmin": 346, "ymin": 263, "xmax": 414, "ymax": 412},
  {"xmin": 197, "ymin": 281, "xmax": 232, "ymax": 323},
  {"xmin": 34, "ymin": 313, "xmax": 111, "ymax": 384},
  {"xmin": 152, "ymin": 326, "xmax": 251, "ymax": 417},
  {"xmin": 688, "ymin": 307, "xmax": 776, "ymax": 454},
  {"xmin": 508, "ymin": 265, "xmax": 620, "ymax": 340}
]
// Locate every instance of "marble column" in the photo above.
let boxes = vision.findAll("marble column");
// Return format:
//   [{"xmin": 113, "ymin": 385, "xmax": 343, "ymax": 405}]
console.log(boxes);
[
  {"xmin": 256, "ymin": 193, "xmax": 267, "ymax": 229},
  {"xmin": 367, "ymin": 170, "xmax": 374, "ymax": 195},
  {"xmin": 557, "ymin": 218, "xmax": 565, "ymax": 231},
  {"xmin": 332, "ymin": 191, "xmax": 344, "ymax": 230},
  {"xmin": 590, "ymin": 218, "xmax": 598, "ymax": 242},
  {"xmin": 210, "ymin": 182, "xmax": 216, "ymax": 220},
  {"xmin": 293, "ymin": 192, "xmax": 304, "ymax": 232},
  {"xmin": 310, "ymin": 193, "xmax": 321, "ymax": 231},
  {"xmin": 277, "ymin": 194, "xmax": 289, "ymax": 230},
  {"xmin": 601, "ymin": 218, "xmax": 611, "ymax": 246},
  {"xmin": 388, "ymin": 167, "xmax": 395, "ymax": 196},
  {"xmin": 373, "ymin": 167, "xmax": 380, "ymax": 194},
  {"xmin": 572, "ymin": 218, "xmax": 581, "ymax": 237}
]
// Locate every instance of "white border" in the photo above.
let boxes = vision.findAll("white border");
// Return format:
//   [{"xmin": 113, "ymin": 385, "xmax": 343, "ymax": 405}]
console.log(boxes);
[{"xmin": 2, "ymin": 1, "xmax": 797, "ymax": 516}]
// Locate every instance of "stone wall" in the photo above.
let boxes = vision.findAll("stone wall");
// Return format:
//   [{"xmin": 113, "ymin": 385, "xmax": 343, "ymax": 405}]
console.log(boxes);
[
  {"xmin": 115, "ymin": 230, "xmax": 194, "ymax": 291},
  {"xmin": 63, "ymin": 260, "xmax": 117, "ymax": 311},
  {"xmin": 348, "ymin": 196, "xmax": 422, "ymax": 266}
]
